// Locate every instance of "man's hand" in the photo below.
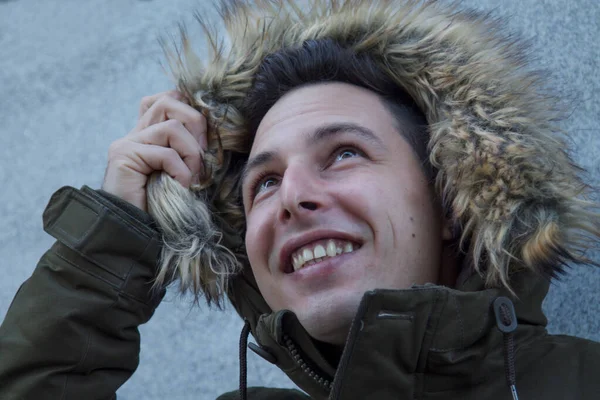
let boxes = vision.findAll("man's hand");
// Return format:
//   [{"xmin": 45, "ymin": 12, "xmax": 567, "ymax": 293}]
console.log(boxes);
[{"xmin": 102, "ymin": 91, "xmax": 207, "ymax": 212}]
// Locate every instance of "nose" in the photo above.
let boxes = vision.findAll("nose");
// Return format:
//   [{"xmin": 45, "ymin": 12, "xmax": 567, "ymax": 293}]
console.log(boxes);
[{"xmin": 278, "ymin": 162, "xmax": 323, "ymax": 221}]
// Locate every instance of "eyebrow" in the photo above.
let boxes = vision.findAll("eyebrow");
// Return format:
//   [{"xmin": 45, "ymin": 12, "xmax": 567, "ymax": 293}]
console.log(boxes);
[
  {"xmin": 241, "ymin": 122, "xmax": 384, "ymax": 188},
  {"xmin": 308, "ymin": 122, "xmax": 384, "ymax": 148}
]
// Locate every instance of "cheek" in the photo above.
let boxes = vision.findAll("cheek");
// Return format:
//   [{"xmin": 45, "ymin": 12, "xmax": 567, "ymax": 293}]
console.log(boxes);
[
  {"xmin": 353, "ymin": 170, "xmax": 428, "ymax": 240},
  {"xmin": 340, "ymin": 172, "xmax": 395, "ymax": 216},
  {"xmin": 244, "ymin": 208, "xmax": 285, "ymax": 312},
  {"xmin": 244, "ymin": 205, "xmax": 277, "ymax": 274},
  {"xmin": 244, "ymin": 212, "xmax": 267, "ymax": 266}
]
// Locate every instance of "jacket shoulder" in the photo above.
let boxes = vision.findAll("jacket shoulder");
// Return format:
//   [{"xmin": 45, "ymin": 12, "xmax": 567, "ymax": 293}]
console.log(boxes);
[{"xmin": 517, "ymin": 333, "xmax": 600, "ymax": 399}]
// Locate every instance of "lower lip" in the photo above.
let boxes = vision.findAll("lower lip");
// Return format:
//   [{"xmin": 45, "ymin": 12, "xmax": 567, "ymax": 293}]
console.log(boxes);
[{"xmin": 287, "ymin": 250, "xmax": 358, "ymax": 281}]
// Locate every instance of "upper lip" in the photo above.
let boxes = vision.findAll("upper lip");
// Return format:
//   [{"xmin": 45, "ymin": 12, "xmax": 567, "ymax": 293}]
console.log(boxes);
[{"xmin": 278, "ymin": 230, "xmax": 362, "ymax": 273}]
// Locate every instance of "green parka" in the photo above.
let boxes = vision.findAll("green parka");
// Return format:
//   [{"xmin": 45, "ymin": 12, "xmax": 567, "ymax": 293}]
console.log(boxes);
[
  {"xmin": 1, "ymin": 0, "xmax": 600, "ymax": 399},
  {"xmin": 0, "ymin": 186, "xmax": 599, "ymax": 400}
]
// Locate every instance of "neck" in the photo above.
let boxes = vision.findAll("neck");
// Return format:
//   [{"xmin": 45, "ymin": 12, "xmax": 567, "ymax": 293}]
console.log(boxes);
[{"xmin": 313, "ymin": 338, "xmax": 344, "ymax": 368}]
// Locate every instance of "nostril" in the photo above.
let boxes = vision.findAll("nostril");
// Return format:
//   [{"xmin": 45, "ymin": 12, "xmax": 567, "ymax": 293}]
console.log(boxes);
[{"xmin": 299, "ymin": 201, "xmax": 318, "ymax": 211}]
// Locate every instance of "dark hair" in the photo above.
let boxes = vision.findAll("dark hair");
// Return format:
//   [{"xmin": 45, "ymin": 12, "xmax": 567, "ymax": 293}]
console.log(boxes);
[{"xmin": 242, "ymin": 38, "xmax": 432, "ymax": 178}]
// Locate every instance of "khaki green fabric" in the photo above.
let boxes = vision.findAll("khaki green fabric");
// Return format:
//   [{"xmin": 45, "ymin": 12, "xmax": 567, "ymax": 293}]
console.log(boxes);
[
  {"xmin": 1, "ymin": 186, "xmax": 599, "ymax": 399},
  {"xmin": 0, "ymin": 186, "xmax": 164, "ymax": 399}
]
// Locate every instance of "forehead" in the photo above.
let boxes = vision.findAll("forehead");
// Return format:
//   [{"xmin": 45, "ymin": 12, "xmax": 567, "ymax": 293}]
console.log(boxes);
[{"xmin": 250, "ymin": 82, "xmax": 397, "ymax": 155}]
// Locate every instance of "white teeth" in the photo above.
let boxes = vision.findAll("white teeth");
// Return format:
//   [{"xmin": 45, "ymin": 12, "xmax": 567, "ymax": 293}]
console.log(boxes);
[
  {"xmin": 290, "ymin": 239, "xmax": 358, "ymax": 272},
  {"xmin": 293, "ymin": 254, "xmax": 303, "ymax": 271},
  {"xmin": 314, "ymin": 245, "xmax": 326, "ymax": 258},
  {"xmin": 302, "ymin": 248, "xmax": 314, "ymax": 262},
  {"xmin": 326, "ymin": 241, "xmax": 337, "ymax": 257}
]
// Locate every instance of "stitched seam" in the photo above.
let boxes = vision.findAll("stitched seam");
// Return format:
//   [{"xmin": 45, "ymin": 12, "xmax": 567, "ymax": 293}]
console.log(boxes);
[
  {"xmin": 85, "ymin": 188, "xmax": 154, "ymax": 231},
  {"xmin": 479, "ymin": 295, "xmax": 494, "ymax": 337},
  {"xmin": 429, "ymin": 346, "xmax": 463, "ymax": 352},
  {"xmin": 452, "ymin": 294, "xmax": 465, "ymax": 349},
  {"xmin": 50, "ymin": 191, "xmax": 99, "ymax": 245},
  {"xmin": 55, "ymin": 247, "xmax": 151, "ymax": 305},
  {"xmin": 118, "ymin": 235, "xmax": 159, "ymax": 304},
  {"xmin": 54, "ymin": 248, "xmax": 122, "ymax": 288},
  {"xmin": 52, "ymin": 209, "xmax": 156, "ymax": 292},
  {"xmin": 60, "ymin": 316, "xmax": 94, "ymax": 400},
  {"xmin": 54, "ymin": 216, "xmax": 97, "ymax": 246},
  {"xmin": 72, "ymin": 190, "xmax": 153, "ymax": 240},
  {"xmin": 429, "ymin": 294, "xmax": 497, "ymax": 352},
  {"xmin": 414, "ymin": 289, "xmax": 442, "ymax": 400},
  {"xmin": 60, "ymin": 373, "xmax": 67, "ymax": 400},
  {"xmin": 74, "ymin": 332, "xmax": 92, "ymax": 373}
]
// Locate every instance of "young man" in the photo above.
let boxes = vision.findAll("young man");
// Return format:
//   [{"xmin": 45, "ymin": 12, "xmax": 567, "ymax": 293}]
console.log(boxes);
[{"xmin": 1, "ymin": 1, "xmax": 599, "ymax": 399}]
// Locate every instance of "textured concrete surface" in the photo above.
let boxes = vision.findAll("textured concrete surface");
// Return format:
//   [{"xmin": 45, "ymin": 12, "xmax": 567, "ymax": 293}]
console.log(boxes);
[{"xmin": 0, "ymin": 1, "xmax": 598, "ymax": 399}]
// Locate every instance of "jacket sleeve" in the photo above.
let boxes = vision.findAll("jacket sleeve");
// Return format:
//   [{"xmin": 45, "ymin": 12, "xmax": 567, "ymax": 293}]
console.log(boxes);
[{"xmin": 0, "ymin": 185, "xmax": 166, "ymax": 400}]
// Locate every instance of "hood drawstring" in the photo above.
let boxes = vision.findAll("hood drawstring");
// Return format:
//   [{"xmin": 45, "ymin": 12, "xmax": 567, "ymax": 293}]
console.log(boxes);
[
  {"xmin": 238, "ymin": 320, "xmax": 279, "ymax": 400},
  {"xmin": 239, "ymin": 320, "xmax": 251, "ymax": 400},
  {"xmin": 493, "ymin": 297, "xmax": 520, "ymax": 400}
]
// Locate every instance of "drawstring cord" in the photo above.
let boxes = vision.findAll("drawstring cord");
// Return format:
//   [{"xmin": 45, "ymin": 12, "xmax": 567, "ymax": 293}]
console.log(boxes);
[
  {"xmin": 239, "ymin": 320, "xmax": 251, "ymax": 400},
  {"xmin": 493, "ymin": 297, "xmax": 520, "ymax": 400}
]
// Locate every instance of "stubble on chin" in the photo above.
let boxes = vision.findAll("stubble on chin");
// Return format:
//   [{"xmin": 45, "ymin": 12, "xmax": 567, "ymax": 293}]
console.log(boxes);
[{"xmin": 296, "ymin": 292, "xmax": 360, "ymax": 345}]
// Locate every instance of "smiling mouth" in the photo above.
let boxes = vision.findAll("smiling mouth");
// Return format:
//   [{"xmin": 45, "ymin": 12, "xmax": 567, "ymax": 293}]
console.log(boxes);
[{"xmin": 288, "ymin": 238, "xmax": 360, "ymax": 273}]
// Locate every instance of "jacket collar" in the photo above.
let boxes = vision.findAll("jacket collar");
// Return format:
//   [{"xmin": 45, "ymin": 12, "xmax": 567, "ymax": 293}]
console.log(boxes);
[{"xmin": 251, "ymin": 271, "xmax": 550, "ymax": 399}]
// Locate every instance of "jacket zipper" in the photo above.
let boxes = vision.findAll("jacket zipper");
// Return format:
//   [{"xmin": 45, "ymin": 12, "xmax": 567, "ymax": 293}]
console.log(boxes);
[
  {"xmin": 283, "ymin": 334, "xmax": 333, "ymax": 392},
  {"xmin": 328, "ymin": 295, "xmax": 372, "ymax": 399}
]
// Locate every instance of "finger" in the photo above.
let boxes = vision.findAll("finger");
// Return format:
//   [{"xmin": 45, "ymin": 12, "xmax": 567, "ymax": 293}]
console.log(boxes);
[
  {"xmin": 129, "ymin": 119, "xmax": 204, "ymax": 178},
  {"xmin": 138, "ymin": 90, "xmax": 187, "ymax": 119},
  {"xmin": 136, "ymin": 95, "xmax": 208, "ymax": 150},
  {"xmin": 117, "ymin": 142, "xmax": 194, "ymax": 188}
]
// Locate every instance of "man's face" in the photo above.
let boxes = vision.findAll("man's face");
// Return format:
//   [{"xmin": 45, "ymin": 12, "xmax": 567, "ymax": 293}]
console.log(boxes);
[{"xmin": 242, "ymin": 82, "xmax": 449, "ymax": 344}]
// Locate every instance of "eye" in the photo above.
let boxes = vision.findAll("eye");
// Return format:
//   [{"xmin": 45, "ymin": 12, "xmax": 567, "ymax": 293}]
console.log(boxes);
[
  {"xmin": 334, "ymin": 147, "xmax": 362, "ymax": 162},
  {"xmin": 250, "ymin": 173, "xmax": 280, "ymax": 198},
  {"xmin": 259, "ymin": 177, "xmax": 279, "ymax": 191}
]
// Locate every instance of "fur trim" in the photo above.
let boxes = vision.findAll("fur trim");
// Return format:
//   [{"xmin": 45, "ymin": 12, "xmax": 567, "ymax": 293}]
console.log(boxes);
[{"xmin": 152, "ymin": 0, "xmax": 599, "ymax": 303}]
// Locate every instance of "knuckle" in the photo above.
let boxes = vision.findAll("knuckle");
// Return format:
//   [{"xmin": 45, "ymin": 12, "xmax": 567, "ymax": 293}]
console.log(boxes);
[
  {"xmin": 141, "ymin": 93, "xmax": 171, "ymax": 114},
  {"xmin": 140, "ymin": 95, "xmax": 153, "ymax": 108},
  {"xmin": 164, "ymin": 118, "xmax": 184, "ymax": 131},
  {"xmin": 107, "ymin": 157, "xmax": 129, "ymax": 172},
  {"xmin": 107, "ymin": 140, "xmax": 135, "ymax": 165},
  {"xmin": 108, "ymin": 139, "xmax": 125, "ymax": 156},
  {"xmin": 155, "ymin": 95, "xmax": 171, "ymax": 109},
  {"xmin": 164, "ymin": 146, "xmax": 180, "ymax": 160},
  {"xmin": 191, "ymin": 111, "xmax": 206, "ymax": 127},
  {"xmin": 167, "ymin": 90, "xmax": 183, "ymax": 99},
  {"xmin": 111, "ymin": 158, "xmax": 129, "ymax": 169}
]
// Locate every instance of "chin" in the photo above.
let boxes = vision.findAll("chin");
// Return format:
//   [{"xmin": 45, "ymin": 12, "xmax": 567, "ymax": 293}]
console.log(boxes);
[{"xmin": 293, "ymin": 290, "xmax": 363, "ymax": 345}]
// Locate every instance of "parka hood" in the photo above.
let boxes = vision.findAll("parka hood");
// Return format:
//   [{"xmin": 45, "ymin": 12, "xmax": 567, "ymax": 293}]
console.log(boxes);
[
  {"xmin": 160, "ymin": 0, "xmax": 599, "ymax": 309},
  {"xmin": 152, "ymin": 0, "xmax": 600, "ymax": 397},
  {"xmin": 154, "ymin": 1, "xmax": 600, "ymax": 386}
]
